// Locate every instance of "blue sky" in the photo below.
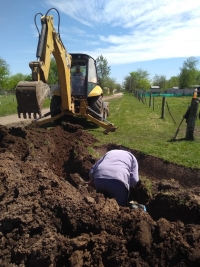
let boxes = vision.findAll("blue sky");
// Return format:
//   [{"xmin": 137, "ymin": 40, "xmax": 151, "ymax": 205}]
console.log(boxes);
[{"xmin": 1, "ymin": 0, "xmax": 200, "ymax": 84}]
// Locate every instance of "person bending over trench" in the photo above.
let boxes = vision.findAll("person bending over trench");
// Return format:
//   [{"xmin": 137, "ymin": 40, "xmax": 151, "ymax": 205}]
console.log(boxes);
[{"xmin": 88, "ymin": 149, "xmax": 139, "ymax": 206}]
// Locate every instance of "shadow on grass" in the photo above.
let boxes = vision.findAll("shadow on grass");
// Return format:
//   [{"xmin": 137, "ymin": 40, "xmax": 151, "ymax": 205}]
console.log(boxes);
[{"xmin": 168, "ymin": 138, "xmax": 194, "ymax": 142}]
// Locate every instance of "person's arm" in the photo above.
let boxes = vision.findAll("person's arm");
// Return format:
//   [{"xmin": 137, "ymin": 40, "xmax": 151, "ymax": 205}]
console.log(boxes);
[{"xmin": 130, "ymin": 157, "xmax": 139, "ymax": 187}]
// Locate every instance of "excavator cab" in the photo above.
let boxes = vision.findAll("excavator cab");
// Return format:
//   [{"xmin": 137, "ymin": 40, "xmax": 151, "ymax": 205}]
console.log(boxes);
[
  {"xmin": 50, "ymin": 54, "xmax": 100, "ymax": 99},
  {"xmin": 50, "ymin": 53, "xmax": 104, "ymax": 118},
  {"xmin": 71, "ymin": 54, "xmax": 105, "ymax": 119},
  {"xmin": 70, "ymin": 53, "xmax": 101, "ymax": 99}
]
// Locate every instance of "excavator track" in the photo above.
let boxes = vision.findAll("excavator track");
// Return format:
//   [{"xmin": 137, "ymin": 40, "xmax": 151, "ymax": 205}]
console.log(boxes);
[{"xmin": 16, "ymin": 81, "xmax": 50, "ymax": 119}]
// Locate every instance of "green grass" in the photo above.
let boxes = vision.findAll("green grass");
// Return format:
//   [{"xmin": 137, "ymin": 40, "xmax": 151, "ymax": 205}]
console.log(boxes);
[
  {"xmin": 1, "ymin": 92, "xmax": 200, "ymax": 169},
  {"xmin": 87, "ymin": 146, "xmax": 102, "ymax": 159},
  {"xmin": 0, "ymin": 95, "xmax": 18, "ymax": 116},
  {"xmin": 0, "ymin": 94, "xmax": 51, "ymax": 116},
  {"xmin": 86, "ymin": 93, "xmax": 200, "ymax": 169}
]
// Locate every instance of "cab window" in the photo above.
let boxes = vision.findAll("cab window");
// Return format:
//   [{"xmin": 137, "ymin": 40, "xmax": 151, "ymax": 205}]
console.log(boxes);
[{"xmin": 88, "ymin": 58, "xmax": 97, "ymax": 83}]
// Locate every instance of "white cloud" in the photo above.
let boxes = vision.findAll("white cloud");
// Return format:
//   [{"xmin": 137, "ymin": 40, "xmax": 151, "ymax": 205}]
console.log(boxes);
[{"xmin": 44, "ymin": 0, "xmax": 200, "ymax": 64}]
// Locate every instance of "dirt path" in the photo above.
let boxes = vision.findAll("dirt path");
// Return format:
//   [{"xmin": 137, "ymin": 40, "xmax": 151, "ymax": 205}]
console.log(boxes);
[{"xmin": 0, "ymin": 108, "xmax": 50, "ymax": 126}]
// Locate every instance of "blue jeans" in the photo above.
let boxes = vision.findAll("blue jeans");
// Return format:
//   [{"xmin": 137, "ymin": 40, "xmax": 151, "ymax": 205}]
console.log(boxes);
[{"xmin": 94, "ymin": 178, "xmax": 129, "ymax": 206}]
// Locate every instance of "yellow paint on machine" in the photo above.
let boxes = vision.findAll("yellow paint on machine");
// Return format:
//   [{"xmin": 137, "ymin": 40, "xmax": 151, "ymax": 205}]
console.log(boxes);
[{"xmin": 88, "ymin": 85, "xmax": 103, "ymax": 97}]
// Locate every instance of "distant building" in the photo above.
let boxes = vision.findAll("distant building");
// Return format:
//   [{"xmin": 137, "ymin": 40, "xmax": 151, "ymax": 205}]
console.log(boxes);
[
  {"xmin": 173, "ymin": 87, "xmax": 179, "ymax": 89},
  {"xmin": 150, "ymin": 86, "xmax": 160, "ymax": 93},
  {"xmin": 190, "ymin": 85, "xmax": 200, "ymax": 89}
]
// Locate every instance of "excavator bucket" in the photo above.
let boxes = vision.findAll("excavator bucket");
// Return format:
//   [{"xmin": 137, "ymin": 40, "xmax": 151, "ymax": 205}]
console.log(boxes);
[{"xmin": 16, "ymin": 81, "xmax": 50, "ymax": 119}]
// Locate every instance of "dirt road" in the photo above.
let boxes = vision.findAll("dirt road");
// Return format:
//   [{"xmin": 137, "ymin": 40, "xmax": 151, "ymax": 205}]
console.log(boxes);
[{"xmin": 0, "ymin": 93, "xmax": 123, "ymax": 126}]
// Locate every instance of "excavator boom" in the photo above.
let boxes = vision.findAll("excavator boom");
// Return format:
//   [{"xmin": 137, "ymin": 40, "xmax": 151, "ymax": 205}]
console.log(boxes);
[{"xmin": 16, "ymin": 10, "xmax": 72, "ymax": 119}]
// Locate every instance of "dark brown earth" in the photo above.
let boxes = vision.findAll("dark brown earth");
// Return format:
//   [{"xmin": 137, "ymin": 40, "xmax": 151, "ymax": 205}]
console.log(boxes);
[{"xmin": 1, "ymin": 121, "xmax": 200, "ymax": 267}]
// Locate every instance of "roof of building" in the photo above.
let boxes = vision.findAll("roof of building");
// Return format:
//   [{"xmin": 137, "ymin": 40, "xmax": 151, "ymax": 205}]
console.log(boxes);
[{"xmin": 151, "ymin": 86, "xmax": 160, "ymax": 89}]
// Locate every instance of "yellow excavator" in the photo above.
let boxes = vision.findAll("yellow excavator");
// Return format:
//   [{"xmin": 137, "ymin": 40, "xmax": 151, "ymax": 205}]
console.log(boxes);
[{"xmin": 15, "ymin": 8, "xmax": 117, "ymax": 134}]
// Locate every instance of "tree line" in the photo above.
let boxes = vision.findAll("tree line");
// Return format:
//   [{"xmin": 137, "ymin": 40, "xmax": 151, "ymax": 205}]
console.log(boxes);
[
  {"xmin": 0, "ymin": 55, "xmax": 199, "ymax": 93},
  {"xmin": 0, "ymin": 58, "xmax": 31, "ymax": 91},
  {"xmin": 123, "ymin": 57, "xmax": 200, "ymax": 91}
]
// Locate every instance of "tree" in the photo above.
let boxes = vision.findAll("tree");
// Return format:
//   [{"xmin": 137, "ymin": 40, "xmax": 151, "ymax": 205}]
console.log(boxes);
[
  {"xmin": 152, "ymin": 74, "xmax": 167, "ymax": 90},
  {"xmin": 48, "ymin": 58, "xmax": 59, "ymax": 84},
  {"xmin": 7, "ymin": 73, "xmax": 31, "ymax": 90},
  {"xmin": 123, "ymin": 69, "xmax": 151, "ymax": 91},
  {"xmin": 179, "ymin": 57, "xmax": 199, "ymax": 88},
  {"xmin": 104, "ymin": 77, "xmax": 117, "ymax": 92},
  {"xmin": 0, "ymin": 57, "xmax": 10, "ymax": 89},
  {"xmin": 123, "ymin": 75, "xmax": 132, "ymax": 91},
  {"xmin": 194, "ymin": 70, "xmax": 200, "ymax": 85},
  {"xmin": 115, "ymin": 83, "xmax": 122, "ymax": 92},
  {"xmin": 96, "ymin": 55, "xmax": 111, "ymax": 88},
  {"xmin": 167, "ymin": 76, "xmax": 179, "ymax": 88}
]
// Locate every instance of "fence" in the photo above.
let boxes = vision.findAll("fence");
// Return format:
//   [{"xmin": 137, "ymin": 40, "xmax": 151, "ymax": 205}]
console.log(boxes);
[
  {"xmin": 138, "ymin": 88, "xmax": 194, "ymax": 97},
  {"xmin": 133, "ymin": 90, "xmax": 200, "ymax": 140}
]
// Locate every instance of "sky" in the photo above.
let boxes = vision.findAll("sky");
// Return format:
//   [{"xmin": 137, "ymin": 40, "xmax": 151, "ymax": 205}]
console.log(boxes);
[{"xmin": 1, "ymin": 0, "xmax": 200, "ymax": 84}]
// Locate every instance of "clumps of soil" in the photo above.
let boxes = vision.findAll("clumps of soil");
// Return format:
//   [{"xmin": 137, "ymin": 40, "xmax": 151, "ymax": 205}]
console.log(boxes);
[{"xmin": 1, "ymin": 123, "xmax": 200, "ymax": 267}]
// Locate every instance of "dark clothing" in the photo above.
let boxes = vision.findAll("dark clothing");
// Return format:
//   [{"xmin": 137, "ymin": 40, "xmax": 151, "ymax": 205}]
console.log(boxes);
[{"xmin": 94, "ymin": 178, "xmax": 129, "ymax": 206}]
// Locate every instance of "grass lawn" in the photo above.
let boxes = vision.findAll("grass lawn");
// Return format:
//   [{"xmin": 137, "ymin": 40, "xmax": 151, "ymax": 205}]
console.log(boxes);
[{"xmin": 0, "ymin": 94, "xmax": 51, "ymax": 116}]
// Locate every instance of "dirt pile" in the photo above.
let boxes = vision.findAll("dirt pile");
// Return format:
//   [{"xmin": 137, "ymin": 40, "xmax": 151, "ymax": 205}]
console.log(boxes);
[{"xmin": 1, "ymin": 123, "xmax": 200, "ymax": 267}]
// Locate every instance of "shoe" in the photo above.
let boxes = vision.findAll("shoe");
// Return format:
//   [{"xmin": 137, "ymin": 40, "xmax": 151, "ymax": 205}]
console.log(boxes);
[{"xmin": 128, "ymin": 201, "xmax": 146, "ymax": 212}]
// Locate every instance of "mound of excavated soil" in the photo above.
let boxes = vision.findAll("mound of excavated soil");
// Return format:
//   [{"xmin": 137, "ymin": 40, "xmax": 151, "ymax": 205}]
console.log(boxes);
[{"xmin": 1, "ymin": 122, "xmax": 200, "ymax": 267}]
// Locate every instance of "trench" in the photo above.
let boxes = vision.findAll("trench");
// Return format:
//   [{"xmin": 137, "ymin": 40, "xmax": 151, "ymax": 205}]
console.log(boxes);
[
  {"xmin": 64, "ymin": 168, "xmax": 200, "ymax": 226},
  {"xmin": 94, "ymin": 143, "xmax": 200, "ymax": 225},
  {"xmin": 56, "ymin": 142, "xmax": 200, "ymax": 227},
  {"xmin": 132, "ymin": 186, "xmax": 200, "ymax": 225}
]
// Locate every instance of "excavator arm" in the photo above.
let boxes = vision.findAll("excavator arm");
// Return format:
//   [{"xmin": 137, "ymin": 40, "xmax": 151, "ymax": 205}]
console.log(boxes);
[{"xmin": 16, "ymin": 10, "xmax": 74, "ymax": 119}]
